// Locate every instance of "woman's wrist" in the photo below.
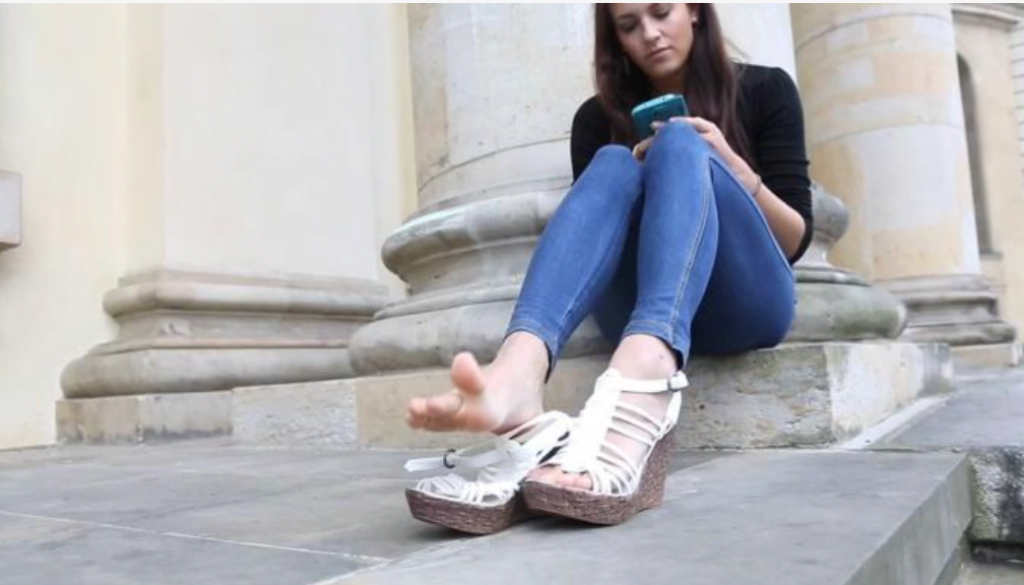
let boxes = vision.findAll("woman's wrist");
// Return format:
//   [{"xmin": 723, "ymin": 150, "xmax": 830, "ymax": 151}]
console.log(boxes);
[
  {"xmin": 748, "ymin": 173, "xmax": 763, "ymax": 198},
  {"xmin": 734, "ymin": 161, "xmax": 761, "ymax": 197}
]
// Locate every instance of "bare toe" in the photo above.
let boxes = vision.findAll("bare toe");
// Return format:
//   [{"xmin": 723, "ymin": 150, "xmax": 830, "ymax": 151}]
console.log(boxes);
[
  {"xmin": 529, "ymin": 466, "xmax": 558, "ymax": 484},
  {"xmin": 406, "ymin": 398, "xmax": 429, "ymax": 429},
  {"xmin": 424, "ymin": 391, "xmax": 463, "ymax": 420},
  {"xmin": 573, "ymin": 473, "xmax": 593, "ymax": 490}
]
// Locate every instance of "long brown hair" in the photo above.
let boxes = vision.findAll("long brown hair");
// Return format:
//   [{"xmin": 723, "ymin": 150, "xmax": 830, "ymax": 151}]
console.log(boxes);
[{"xmin": 594, "ymin": 3, "xmax": 753, "ymax": 167}]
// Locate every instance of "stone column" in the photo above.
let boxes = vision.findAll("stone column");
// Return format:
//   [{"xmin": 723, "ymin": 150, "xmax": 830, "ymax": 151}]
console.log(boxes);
[
  {"xmin": 350, "ymin": 4, "xmax": 602, "ymax": 373},
  {"xmin": 951, "ymin": 3, "xmax": 1024, "ymax": 367},
  {"xmin": 791, "ymin": 4, "xmax": 1017, "ymax": 362},
  {"xmin": 0, "ymin": 172, "xmax": 21, "ymax": 252},
  {"xmin": 58, "ymin": 5, "xmax": 397, "ymax": 442}
]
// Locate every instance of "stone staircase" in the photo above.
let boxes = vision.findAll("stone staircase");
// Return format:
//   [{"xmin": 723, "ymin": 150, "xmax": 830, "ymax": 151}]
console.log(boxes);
[
  {"xmin": 16, "ymin": 361, "xmax": 1024, "ymax": 583},
  {"xmin": 328, "ymin": 450, "xmax": 972, "ymax": 585},
  {"xmin": 218, "ymin": 350, "xmax": 1021, "ymax": 585}
]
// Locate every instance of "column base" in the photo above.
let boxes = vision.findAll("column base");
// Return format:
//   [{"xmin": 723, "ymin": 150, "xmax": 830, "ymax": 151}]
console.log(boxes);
[
  {"xmin": 57, "ymin": 392, "xmax": 231, "ymax": 444},
  {"xmin": 61, "ymin": 268, "xmax": 390, "ymax": 399},
  {"xmin": 349, "ymin": 298, "xmax": 612, "ymax": 375},
  {"xmin": 951, "ymin": 343, "xmax": 1023, "ymax": 370},
  {"xmin": 883, "ymin": 274, "xmax": 1018, "ymax": 346}
]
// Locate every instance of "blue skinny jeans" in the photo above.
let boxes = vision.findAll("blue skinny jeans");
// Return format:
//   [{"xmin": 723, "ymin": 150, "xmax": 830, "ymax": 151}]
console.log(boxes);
[{"xmin": 505, "ymin": 122, "xmax": 796, "ymax": 375}]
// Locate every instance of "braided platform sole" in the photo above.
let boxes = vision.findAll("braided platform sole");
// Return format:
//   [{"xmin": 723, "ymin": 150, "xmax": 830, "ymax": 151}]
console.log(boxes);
[
  {"xmin": 405, "ymin": 489, "xmax": 536, "ymax": 535},
  {"xmin": 521, "ymin": 433, "xmax": 673, "ymax": 525}
]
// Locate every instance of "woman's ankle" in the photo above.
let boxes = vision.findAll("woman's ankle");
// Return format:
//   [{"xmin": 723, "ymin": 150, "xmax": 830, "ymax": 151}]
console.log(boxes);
[
  {"xmin": 498, "ymin": 332, "xmax": 550, "ymax": 382},
  {"xmin": 610, "ymin": 334, "xmax": 678, "ymax": 379}
]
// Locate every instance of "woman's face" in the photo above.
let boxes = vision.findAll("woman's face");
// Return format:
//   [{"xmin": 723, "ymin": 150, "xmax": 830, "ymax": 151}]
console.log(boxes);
[{"xmin": 610, "ymin": 3, "xmax": 697, "ymax": 85}]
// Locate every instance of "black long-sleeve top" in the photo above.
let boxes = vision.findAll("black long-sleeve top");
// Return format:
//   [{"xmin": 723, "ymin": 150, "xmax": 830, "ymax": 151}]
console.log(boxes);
[{"xmin": 568, "ymin": 63, "xmax": 814, "ymax": 264}]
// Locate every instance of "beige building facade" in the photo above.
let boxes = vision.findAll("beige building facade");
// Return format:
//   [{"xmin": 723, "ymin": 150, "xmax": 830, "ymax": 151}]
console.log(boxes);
[{"xmin": 1, "ymin": 3, "xmax": 1022, "ymax": 450}]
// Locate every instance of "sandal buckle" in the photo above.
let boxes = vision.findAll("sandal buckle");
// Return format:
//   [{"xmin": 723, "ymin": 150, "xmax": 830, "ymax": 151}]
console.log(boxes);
[{"xmin": 442, "ymin": 449, "xmax": 457, "ymax": 469}]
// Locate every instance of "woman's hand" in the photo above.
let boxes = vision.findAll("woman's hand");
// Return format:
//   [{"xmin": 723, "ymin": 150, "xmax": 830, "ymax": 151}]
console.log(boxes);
[
  {"xmin": 653, "ymin": 117, "xmax": 758, "ymax": 193},
  {"xmin": 632, "ymin": 135, "xmax": 655, "ymax": 161}
]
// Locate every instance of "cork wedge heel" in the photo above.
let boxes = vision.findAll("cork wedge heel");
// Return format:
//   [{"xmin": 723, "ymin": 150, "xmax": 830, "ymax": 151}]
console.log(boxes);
[
  {"xmin": 404, "ymin": 411, "xmax": 572, "ymax": 535},
  {"xmin": 522, "ymin": 368, "xmax": 688, "ymax": 525}
]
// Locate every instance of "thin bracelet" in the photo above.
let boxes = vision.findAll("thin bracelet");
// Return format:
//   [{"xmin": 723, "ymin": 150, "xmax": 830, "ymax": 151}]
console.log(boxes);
[{"xmin": 750, "ymin": 174, "xmax": 763, "ymax": 198}]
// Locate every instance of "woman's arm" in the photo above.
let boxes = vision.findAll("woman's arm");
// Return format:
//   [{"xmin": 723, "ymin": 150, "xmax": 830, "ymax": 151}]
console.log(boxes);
[
  {"xmin": 742, "ymin": 67, "xmax": 813, "ymax": 262},
  {"xmin": 736, "ymin": 173, "xmax": 806, "ymax": 259}
]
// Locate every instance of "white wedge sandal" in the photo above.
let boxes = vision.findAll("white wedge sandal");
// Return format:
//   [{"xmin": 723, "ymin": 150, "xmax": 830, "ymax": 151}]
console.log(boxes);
[
  {"xmin": 522, "ymin": 368, "xmax": 688, "ymax": 525},
  {"xmin": 404, "ymin": 410, "xmax": 572, "ymax": 534}
]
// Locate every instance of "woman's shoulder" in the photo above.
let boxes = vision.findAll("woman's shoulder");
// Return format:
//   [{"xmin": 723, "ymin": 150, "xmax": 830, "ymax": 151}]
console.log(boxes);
[
  {"xmin": 736, "ymin": 62, "xmax": 800, "ymax": 99},
  {"xmin": 571, "ymin": 95, "xmax": 611, "ymax": 140},
  {"xmin": 573, "ymin": 95, "xmax": 607, "ymax": 125}
]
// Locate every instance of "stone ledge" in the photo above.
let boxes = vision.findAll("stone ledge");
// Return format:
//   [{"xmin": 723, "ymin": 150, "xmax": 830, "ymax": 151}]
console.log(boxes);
[
  {"xmin": 876, "ymin": 366, "xmax": 1024, "ymax": 547},
  {"xmin": 323, "ymin": 451, "xmax": 971, "ymax": 585},
  {"xmin": 952, "ymin": 343, "xmax": 1022, "ymax": 370},
  {"xmin": 233, "ymin": 380, "xmax": 357, "ymax": 448},
  {"xmin": 231, "ymin": 342, "xmax": 952, "ymax": 450},
  {"xmin": 57, "ymin": 392, "xmax": 231, "ymax": 444}
]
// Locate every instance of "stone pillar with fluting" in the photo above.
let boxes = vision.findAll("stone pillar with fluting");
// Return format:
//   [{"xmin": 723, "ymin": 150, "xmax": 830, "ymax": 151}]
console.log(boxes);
[{"xmin": 791, "ymin": 4, "xmax": 1017, "ymax": 366}]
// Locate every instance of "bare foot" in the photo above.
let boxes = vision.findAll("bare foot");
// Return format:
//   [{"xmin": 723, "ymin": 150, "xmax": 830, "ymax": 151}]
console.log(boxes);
[
  {"xmin": 406, "ymin": 332, "xmax": 549, "ymax": 435},
  {"xmin": 527, "ymin": 334, "xmax": 678, "ymax": 490}
]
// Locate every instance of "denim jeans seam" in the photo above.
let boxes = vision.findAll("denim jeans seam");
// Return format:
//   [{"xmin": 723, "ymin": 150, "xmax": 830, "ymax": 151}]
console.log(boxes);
[
  {"xmin": 554, "ymin": 240, "xmax": 623, "ymax": 352},
  {"xmin": 666, "ymin": 153, "xmax": 713, "ymax": 353}
]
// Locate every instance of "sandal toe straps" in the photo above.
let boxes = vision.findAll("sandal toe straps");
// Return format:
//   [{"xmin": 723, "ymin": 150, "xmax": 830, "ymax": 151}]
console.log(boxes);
[{"xmin": 549, "ymin": 368, "xmax": 687, "ymax": 495}]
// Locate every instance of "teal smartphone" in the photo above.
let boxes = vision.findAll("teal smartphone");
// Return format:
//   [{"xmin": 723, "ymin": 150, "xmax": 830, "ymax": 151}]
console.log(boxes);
[{"xmin": 631, "ymin": 94, "xmax": 689, "ymax": 140}]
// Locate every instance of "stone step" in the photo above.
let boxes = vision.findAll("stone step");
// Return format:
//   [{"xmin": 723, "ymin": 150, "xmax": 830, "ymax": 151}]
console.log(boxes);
[
  {"xmin": 954, "ymin": 562, "xmax": 1024, "ymax": 585},
  {"xmin": 232, "ymin": 342, "xmax": 952, "ymax": 450},
  {"xmin": 322, "ymin": 450, "xmax": 970, "ymax": 585},
  {"xmin": 875, "ymin": 366, "xmax": 1024, "ymax": 549},
  {"xmin": 951, "ymin": 343, "xmax": 1022, "ymax": 371}
]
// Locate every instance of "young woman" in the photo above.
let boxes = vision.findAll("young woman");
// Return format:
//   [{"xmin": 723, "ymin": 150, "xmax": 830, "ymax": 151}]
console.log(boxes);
[{"xmin": 405, "ymin": 3, "xmax": 812, "ymax": 530}]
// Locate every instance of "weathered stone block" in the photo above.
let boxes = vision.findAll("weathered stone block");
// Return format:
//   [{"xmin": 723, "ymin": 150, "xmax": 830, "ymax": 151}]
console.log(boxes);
[
  {"xmin": 952, "ymin": 343, "xmax": 1022, "ymax": 370},
  {"xmin": 57, "ymin": 392, "xmax": 231, "ymax": 444},
  {"xmin": 876, "ymin": 367, "xmax": 1024, "ymax": 546},
  {"xmin": 233, "ymin": 380, "xmax": 358, "ymax": 447},
  {"xmin": 231, "ymin": 342, "xmax": 951, "ymax": 451}
]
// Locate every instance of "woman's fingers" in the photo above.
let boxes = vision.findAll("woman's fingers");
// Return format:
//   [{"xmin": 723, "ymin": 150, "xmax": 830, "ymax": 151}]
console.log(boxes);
[
  {"xmin": 661, "ymin": 116, "xmax": 716, "ymax": 134},
  {"xmin": 633, "ymin": 136, "xmax": 654, "ymax": 160}
]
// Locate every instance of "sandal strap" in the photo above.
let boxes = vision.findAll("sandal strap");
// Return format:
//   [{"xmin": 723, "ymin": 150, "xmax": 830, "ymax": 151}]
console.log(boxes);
[
  {"xmin": 403, "ymin": 410, "xmax": 570, "ymax": 473},
  {"xmin": 616, "ymin": 370, "xmax": 689, "ymax": 393},
  {"xmin": 553, "ymin": 368, "xmax": 685, "ymax": 495},
  {"xmin": 403, "ymin": 446, "xmax": 505, "ymax": 473},
  {"xmin": 406, "ymin": 410, "xmax": 572, "ymax": 505}
]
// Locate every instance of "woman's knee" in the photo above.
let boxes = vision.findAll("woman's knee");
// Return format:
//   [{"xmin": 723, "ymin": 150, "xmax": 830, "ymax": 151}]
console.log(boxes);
[
  {"xmin": 570, "ymin": 144, "xmax": 643, "ymax": 208},
  {"xmin": 593, "ymin": 143, "xmax": 636, "ymax": 165},
  {"xmin": 647, "ymin": 121, "xmax": 706, "ymax": 164}
]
